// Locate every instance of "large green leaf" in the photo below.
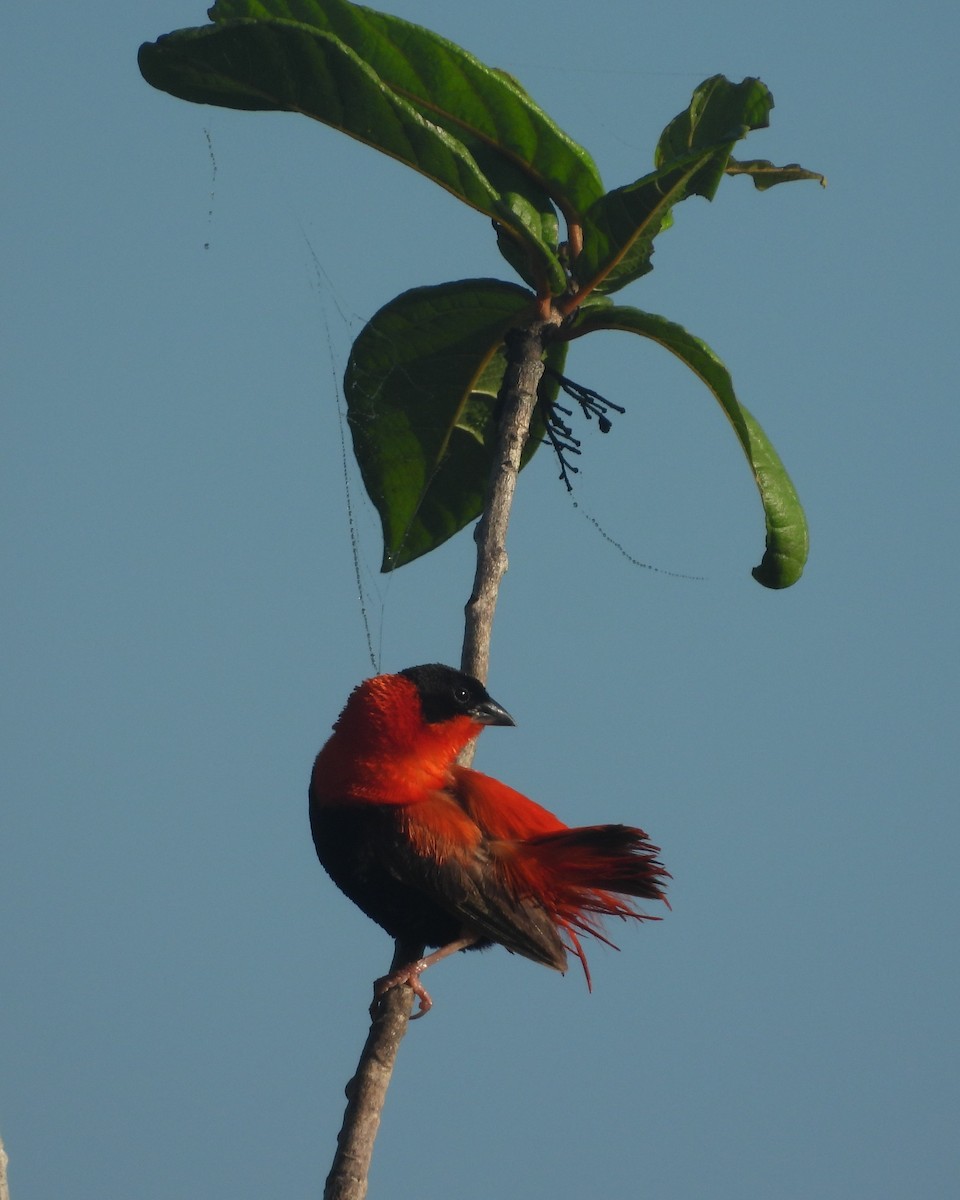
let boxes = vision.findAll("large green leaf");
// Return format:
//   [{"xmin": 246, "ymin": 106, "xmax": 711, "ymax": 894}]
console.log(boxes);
[
  {"xmin": 346, "ymin": 280, "xmax": 567, "ymax": 569},
  {"xmin": 209, "ymin": 0, "xmax": 604, "ymax": 220},
  {"xmin": 138, "ymin": 19, "xmax": 564, "ymax": 289},
  {"xmin": 573, "ymin": 76, "xmax": 781, "ymax": 300},
  {"xmin": 567, "ymin": 302, "xmax": 808, "ymax": 587}
]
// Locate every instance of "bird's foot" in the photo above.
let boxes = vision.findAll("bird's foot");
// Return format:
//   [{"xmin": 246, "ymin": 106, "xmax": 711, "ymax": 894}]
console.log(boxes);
[
  {"xmin": 370, "ymin": 936, "xmax": 479, "ymax": 1021},
  {"xmin": 371, "ymin": 959, "xmax": 433, "ymax": 1020}
]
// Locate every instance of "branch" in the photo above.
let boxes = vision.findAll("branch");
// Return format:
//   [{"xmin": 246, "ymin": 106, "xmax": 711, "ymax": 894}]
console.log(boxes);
[
  {"xmin": 323, "ymin": 940, "xmax": 424, "ymax": 1200},
  {"xmin": 322, "ymin": 308, "xmax": 559, "ymax": 1198},
  {"xmin": 460, "ymin": 317, "xmax": 558, "ymax": 688},
  {"xmin": 0, "ymin": 1133, "xmax": 10, "ymax": 1200}
]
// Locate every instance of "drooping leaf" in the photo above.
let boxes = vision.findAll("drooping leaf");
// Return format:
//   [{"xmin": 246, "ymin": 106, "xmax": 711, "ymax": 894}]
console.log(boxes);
[
  {"xmin": 726, "ymin": 158, "xmax": 827, "ymax": 190},
  {"xmin": 138, "ymin": 20, "xmax": 563, "ymax": 288},
  {"xmin": 567, "ymin": 302, "xmax": 808, "ymax": 587},
  {"xmin": 345, "ymin": 280, "xmax": 567, "ymax": 569},
  {"xmin": 209, "ymin": 0, "xmax": 605, "ymax": 219}
]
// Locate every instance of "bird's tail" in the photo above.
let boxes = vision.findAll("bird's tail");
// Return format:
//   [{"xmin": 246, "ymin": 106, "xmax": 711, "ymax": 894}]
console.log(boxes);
[{"xmin": 515, "ymin": 824, "xmax": 670, "ymax": 988}]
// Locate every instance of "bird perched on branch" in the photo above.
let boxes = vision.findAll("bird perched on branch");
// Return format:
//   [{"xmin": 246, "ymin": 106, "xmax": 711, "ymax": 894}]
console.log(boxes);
[{"xmin": 309, "ymin": 663, "xmax": 668, "ymax": 1017}]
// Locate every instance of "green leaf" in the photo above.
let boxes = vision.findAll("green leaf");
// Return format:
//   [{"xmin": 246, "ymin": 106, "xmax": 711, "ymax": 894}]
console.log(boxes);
[
  {"xmin": 574, "ymin": 150, "xmax": 718, "ymax": 297},
  {"xmin": 568, "ymin": 302, "xmax": 808, "ymax": 587},
  {"xmin": 726, "ymin": 158, "xmax": 827, "ymax": 190},
  {"xmin": 655, "ymin": 75, "xmax": 773, "ymax": 199},
  {"xmin": 494, "ymin": 205, "xmax": 561, "ymax": 293},
  {"xmin": 138, "ymin": 20, "xmax": 563, "ymax": 288},
  {"xmin": 138, "ymin": 22, "xmax": 496, "ymax": 206},
  {"xmin": 209, "ymin": 0, "xmax": 605, "ymax": 219},
  {"xmin": 345, "ymin": 280, "xmax": 566, "ymax": 569},
  {"xmin": 572, "ymin": 76, "xmax": 783, "ymax": 300},
  {"xmin": 490, "ymin": 184, "xmax": 565, "ymax": 295}
]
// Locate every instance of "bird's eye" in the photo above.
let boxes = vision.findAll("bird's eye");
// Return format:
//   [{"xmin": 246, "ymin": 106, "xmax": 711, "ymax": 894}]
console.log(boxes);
[{"xmin": 454, "ymin": 686, "xmax": 470, "ymax": 705}]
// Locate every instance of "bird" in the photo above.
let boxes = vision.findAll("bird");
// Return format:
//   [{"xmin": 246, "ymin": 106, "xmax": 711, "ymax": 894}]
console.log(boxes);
[{"xmin": 309, "ymin": 663, "xmax": 668, "ymax": 1017}]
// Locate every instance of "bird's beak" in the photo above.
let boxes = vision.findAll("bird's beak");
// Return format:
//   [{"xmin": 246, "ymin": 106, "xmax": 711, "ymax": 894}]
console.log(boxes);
[{"xmin": 470, "ymin": 697, "xmax": 516, "ymax": 727}]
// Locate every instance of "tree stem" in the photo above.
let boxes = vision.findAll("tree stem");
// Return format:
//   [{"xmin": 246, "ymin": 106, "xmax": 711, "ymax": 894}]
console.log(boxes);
[{"xmin": 323, "ymin": 310, "xmax": 558, "ymax": 1199}]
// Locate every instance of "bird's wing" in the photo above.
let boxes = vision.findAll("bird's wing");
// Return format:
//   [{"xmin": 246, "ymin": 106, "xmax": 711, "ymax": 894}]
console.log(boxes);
[{"xmin": 394, "ymin": 791, "xmax": 568, "ymax": 971}]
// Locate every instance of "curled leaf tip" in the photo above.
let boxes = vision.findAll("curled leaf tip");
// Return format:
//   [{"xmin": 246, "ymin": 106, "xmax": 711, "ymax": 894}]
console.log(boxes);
[{"xmin": 751, "ymin": 547, "xmax": 806, "ymax": 589}]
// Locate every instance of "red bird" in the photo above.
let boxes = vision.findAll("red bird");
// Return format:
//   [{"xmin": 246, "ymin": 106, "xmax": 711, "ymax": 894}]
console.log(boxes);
[{"xmin": 309, "ymin": 664, "xmax": 668, "ymax": 1017}]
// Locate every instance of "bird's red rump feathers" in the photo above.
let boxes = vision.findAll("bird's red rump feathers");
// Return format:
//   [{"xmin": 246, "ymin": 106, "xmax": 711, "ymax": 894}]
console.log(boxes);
[{"xmin": 309, "ymin": 663, "xmax": 669, "ymax": 1015}]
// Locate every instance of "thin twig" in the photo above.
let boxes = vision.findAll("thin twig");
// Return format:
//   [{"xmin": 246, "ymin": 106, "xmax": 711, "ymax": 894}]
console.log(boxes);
[{"xmin": 321, "ymin": 310, "xmax": 559, "ymax": 1199}]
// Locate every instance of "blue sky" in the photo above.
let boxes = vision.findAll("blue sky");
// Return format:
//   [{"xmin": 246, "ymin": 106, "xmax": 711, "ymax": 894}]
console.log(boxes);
[{"xmin": 3, "ymin": 2, "xmax": 958, "ymax": 1198}]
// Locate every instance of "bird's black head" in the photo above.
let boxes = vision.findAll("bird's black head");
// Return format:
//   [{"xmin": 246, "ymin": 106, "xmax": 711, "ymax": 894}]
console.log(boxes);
[{"xmin": 398, "ymin": 664, "xmax": 515, "ymax": 728}]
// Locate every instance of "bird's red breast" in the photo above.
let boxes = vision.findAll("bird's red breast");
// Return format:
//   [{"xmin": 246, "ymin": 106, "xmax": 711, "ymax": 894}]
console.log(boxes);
[{"xmin": 311, "ymin": 672, "xmax": 491, "ymax": 806}]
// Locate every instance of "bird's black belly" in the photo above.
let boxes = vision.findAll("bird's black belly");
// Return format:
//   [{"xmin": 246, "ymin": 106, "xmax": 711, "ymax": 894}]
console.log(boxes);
[{"xmin": 310, "ymin": 803, "xmax": 488, "ymax": 951}]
